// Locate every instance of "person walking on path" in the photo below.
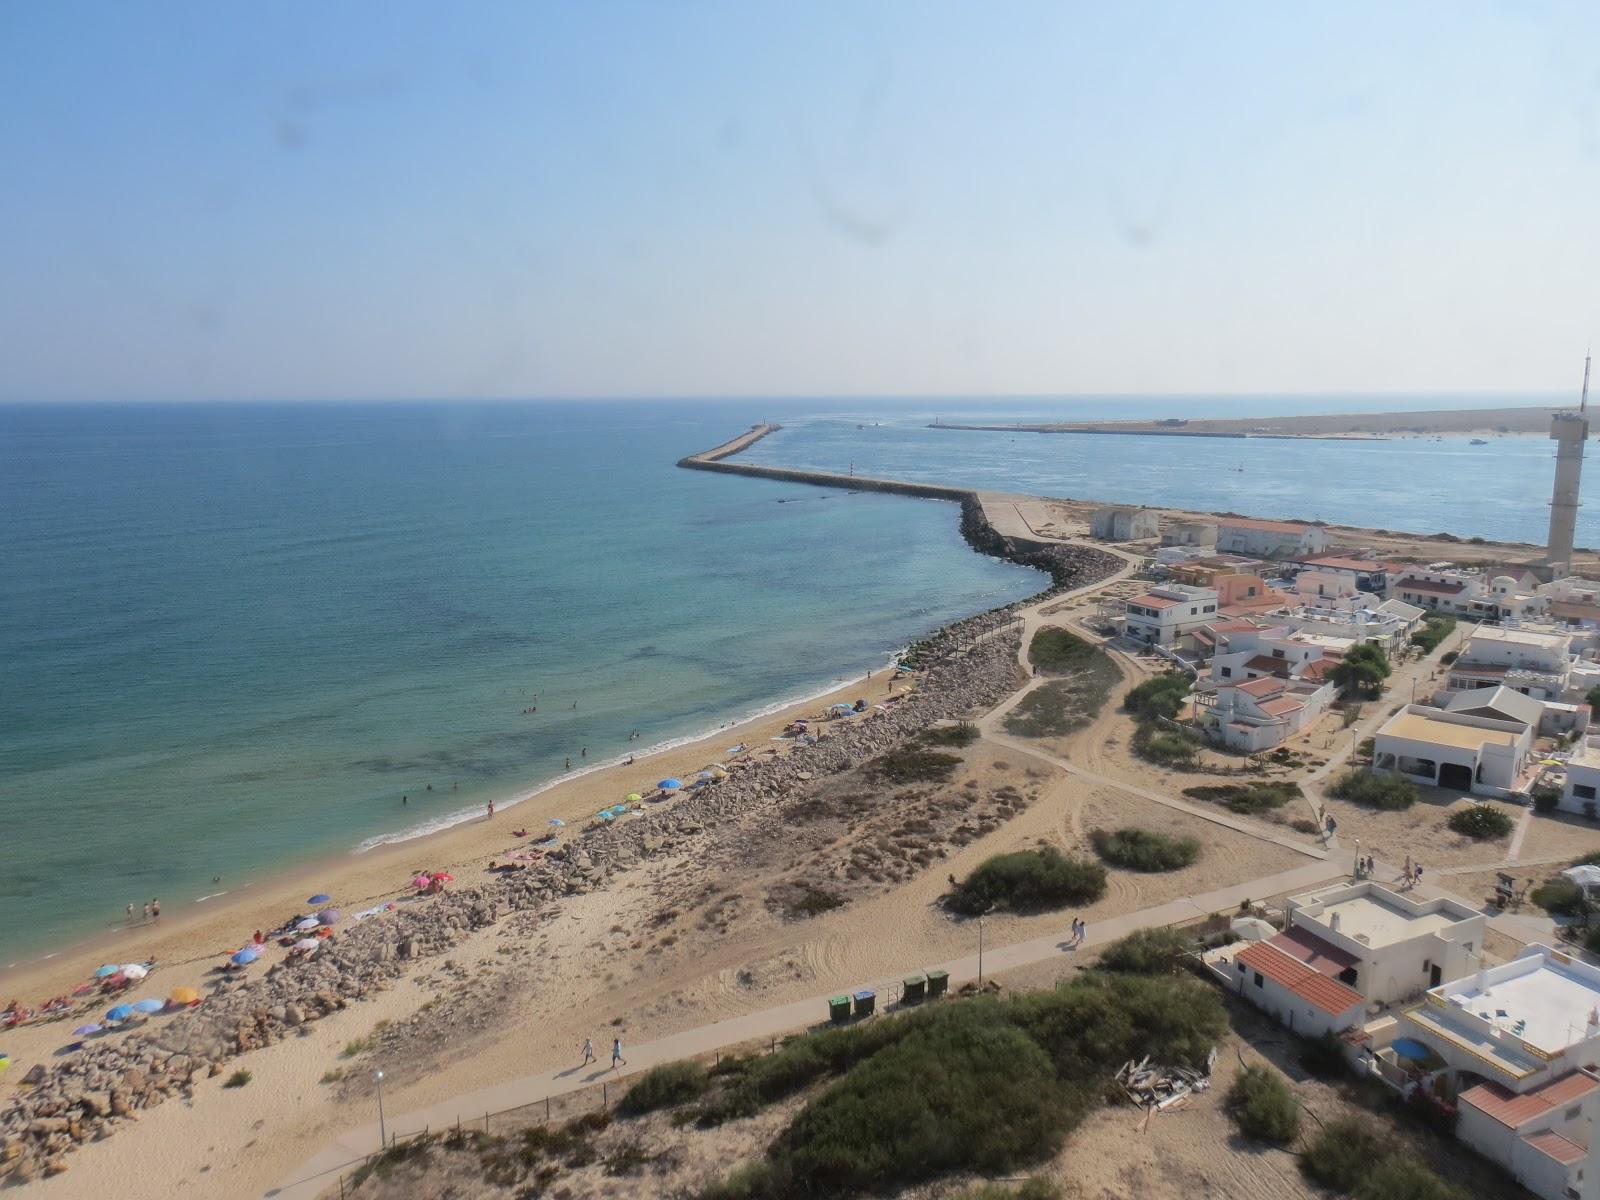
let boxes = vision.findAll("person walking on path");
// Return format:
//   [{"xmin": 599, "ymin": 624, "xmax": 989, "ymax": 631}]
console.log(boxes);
[
  {"xmin": 611, "ymin": 1037, "xmax": 626, "ymax": 1069},
  {"xmin": 1077, "ymin": 919, "xmax": 1087, "ymax": 946},
  {"xmin": 581, "ymin": 1038, "xmax": 595, "ymax": 1066}
]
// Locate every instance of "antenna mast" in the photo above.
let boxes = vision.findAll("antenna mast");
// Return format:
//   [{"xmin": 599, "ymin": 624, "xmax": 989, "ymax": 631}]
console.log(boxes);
[{"xmin": 1583, "ymin": 350, "xmax": 1592, "ymax": 414}]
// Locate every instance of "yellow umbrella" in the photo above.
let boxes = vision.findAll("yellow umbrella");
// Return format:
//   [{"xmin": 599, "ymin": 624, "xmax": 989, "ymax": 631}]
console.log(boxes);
[{"xmin": 169, "ymin": 986, "xmax": 200, "ymax": 1005}]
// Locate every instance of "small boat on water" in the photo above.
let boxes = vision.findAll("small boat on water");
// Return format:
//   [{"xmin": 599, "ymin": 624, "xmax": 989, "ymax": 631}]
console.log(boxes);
[{"xmin": 1470, "ymin": 438, "xmax": 1488, "ymax": 445}]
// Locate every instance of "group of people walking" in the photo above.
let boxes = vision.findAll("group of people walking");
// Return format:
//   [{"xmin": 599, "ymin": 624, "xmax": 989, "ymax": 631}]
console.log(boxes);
[{"xmin": 580, "ymin": 1036, "xmax": 627, "ymax": 1070}]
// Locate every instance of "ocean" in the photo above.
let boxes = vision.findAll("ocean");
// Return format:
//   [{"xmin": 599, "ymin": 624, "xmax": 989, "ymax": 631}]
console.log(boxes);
[{"xmin": 0, "ymin": 394, "xmax": 1583, "ymax": 964}]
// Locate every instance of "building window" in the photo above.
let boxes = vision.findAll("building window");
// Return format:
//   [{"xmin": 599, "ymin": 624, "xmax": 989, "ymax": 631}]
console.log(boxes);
[
  {"xmin": 1253, "ymin": 972, "xmax": 1264, "ymax": 988},
  {"xmin": 1567, "ymin": 1105, "xmax": 1582, "ymax": 1120},
  {"xmin": 1272, "ymin": 649, "xmax": 1284, "ymax": 658},
  {"xmin": 1204, "ymin": 605, "xmax": 1215, "ymax": 613},
  {"xmin": 1220, "ymin": 667, "xmax": 1232, "ymax": 678},
  {"xmin": 1576, "ymin": 785, "xmax": 1597, "ymax": 800}
]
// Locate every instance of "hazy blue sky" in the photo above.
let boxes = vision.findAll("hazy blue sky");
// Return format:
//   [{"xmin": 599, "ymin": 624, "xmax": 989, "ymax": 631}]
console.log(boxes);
[{"xmin": 2, "ymin": 2, "xmax": 1598, "ymax": 400}]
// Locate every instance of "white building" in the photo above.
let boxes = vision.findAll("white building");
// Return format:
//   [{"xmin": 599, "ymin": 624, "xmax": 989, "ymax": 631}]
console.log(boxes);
[
  {"xmin": 1448, "ymin": 626, "xmax": 1573, "ymax": 702},
  {"xmin": 1121, "ymin": 585, "xmax": 1219, "ymax": 646},
  {"xmin": 1560, "ymin": 737, "xmax": 1600, "ymax": 819},
  {"xmin": 1283, "ymin": 881, "xmax": 1484, "ymax": 1006},
  {"xmin": 1372, "ymin": 704, "xmax": 1535, "ymax": 797},
  {"xmin": 1089, "ymin": 505, "xmax": 1159, "ymax": 541},
  {"xmin": 1193, "ymin": 672, "xmax": 1335, "ymax": 752},
  {"xmin": 1282, "ymin": 600, "xmax": 1412, "ymax": 652},
  {"xmin": 1376, "ymin": 596, "xmax": 1427, "ymax": 636},
  {"xmin": 1225, "ymin": 938, "xmax": 1365, "ymax": 1038},
  {"xmin": 1398, "ymin": 945, "xmax": 1600, "ymax": 1200},
  {"xmin": 1291, "ymin": 552, "xmax": 1392, "ymax": 596},
  {"xmin": 1161, "ymin": 520, "xmax": 1217, "ymax": 548},
  {"xmin": 1392, "ymin": 569, "xmax": 1485, "ymax": 614},
  {"xmin": 1215, "ymin": 517, "xmax": 1329, "ymax": 559}
]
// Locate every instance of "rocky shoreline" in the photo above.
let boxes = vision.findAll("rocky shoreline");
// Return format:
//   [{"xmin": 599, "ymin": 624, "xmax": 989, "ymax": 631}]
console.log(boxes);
[{"xmin": 0, "ymin": 510, "xmax": 1120, "ymax": 1185}]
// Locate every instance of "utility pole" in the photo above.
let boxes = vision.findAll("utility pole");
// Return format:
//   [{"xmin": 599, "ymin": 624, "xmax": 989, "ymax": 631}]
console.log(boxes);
[{"xmin": 374, "ymin": 1070, "xmax": 387, "ymax": 1148}]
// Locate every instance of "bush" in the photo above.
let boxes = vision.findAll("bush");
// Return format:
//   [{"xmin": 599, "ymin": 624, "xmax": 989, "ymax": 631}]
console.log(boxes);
[
  {"xmin": 1004, "ymin": 659, "xmax": 1120, "ymax": 738},
  {"xmin": 1183, "ymin": 781, "xmax": 1302, "ymax": 815},
  {"xmin": 618, "ymin": 1061, "xmax": 708, "ymax": 1115},
  {"xmin": 1123, "ymin": 674, "xmax": 1191, "ymax": 721},
  {"xmin": 949, "ymin": 848, "xmax": 1106, "ymax": 915},
  {"xmin": 1297, "ymin": 1031, "xmax": 1347, "ymax": 1080},
  {"xmin": 1355, "ymin": 1155, "xmax": 1466, "ymax": 1200},
  {"xmin": 223, "ymin": 1070, "xmax": 252, "ymax": 1088},
  {"xmin": 1226, "ymin": 1064, "xmax": 1300, "ymax": 1144},
  {"xmin": 1439, "ymin": 650, "xmax": 1458, "ymax": 666},
  {"xmin": 1331, "ymin": 770, "xmax": 1417, "ymax": 810},
  {"xmin": 1131, "ymin": 722, "xmax": 1200, "ymax": 767},
  {"xmin": 1530, "ymin": 877, "xmax": 1587, "ymax": 917},
  {"xmin": 772, "ymin": 1021, "xmax": 1077, "ymax": 1195},
  {"xmin": 919, "ymin": 722, "xmax": 980, "ymax": 747},
  {"xmin": 953, "ymin": 1179, "xmax": 1059, "ymax": 1200},
  {"xmin": 1028, "ymin": 627, "xmax": 1101, "ymax": 673},
  {"xmin": 1531, "ymin": 785, "xmax": 1560, "ymax": 814},
  {"xmin": 867, "ymin": 747, "xmax": 962, "ymax": 784},
  {"xmin": 1446, "ymin": 804, "xmax": 1513, "ymax": 840},
  {"xmin": 1300, "ymin": 1117, "xmax": 1399, "ymax": 1192},
  {"xmin": 1330, "ymin": 643, "xmax": 1392, "ymax": 699},
  {"xmin": 1409, "ymin": 615, "xmax": 1457, "ymax": 655},
  {"xmin": 1090, "ymin": 827, "xmax": 1200, "ymax": 872},
  {"xmin": 1094, "ymin": 926, "xmax": 1193, "ymax": 975}
]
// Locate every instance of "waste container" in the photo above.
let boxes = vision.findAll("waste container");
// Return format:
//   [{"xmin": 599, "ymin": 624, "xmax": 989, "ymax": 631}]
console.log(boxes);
[
  {"xmin": 926, "ymin": 969, "xmax": 949, "ymax": 998},
  {"xmin": 853, "ymin": 988, "xmax": 876, "ymax": 1017},
  {"xmin": 828, "ymin": 995, "xmax": 851, "ymax": 1024},
  {"xmin": 902, "ymin": 974, "xmax": 926, "ymax": 1003}
]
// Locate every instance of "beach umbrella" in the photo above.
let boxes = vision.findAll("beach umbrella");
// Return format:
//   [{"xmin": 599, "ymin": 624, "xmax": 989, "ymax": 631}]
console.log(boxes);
[
  {"xmin": 625, "ymin": 793, "xmax": 642, "ymax": 802},
  {"xmin": 658, "ymin": 778, "xmax": 682, "ymax": 790},
  {"xmin": 73, "ymin": 1024, "xmax": 103, "ymax": 1036},
  {"xmin": 93, "ymin": 965, "xmax": 120, "ymax": 978},
  {"xmin": 131, "ymin": 999, "xmax": 164, "ymax": 1015},
  {"xmin": 168, "ymin": 987, "xmax": 200, "ymax": 1005},
  {"xmin": 1229, "ymin": 917, "xmax": 1277, "ymax": 942},
  {"xmin": 119, "ymin": 963, "xmax": 148, "ymax": 980},
  {"xmin": 829, "ymin": 703, "xmax": 853, "ymax": 711},
  {"xmin": 548, "ymin": 818, "xmax": 565, "ymax": 827},
  {"xmin": 296, "ymin": 917, "xmax": 321, "ymax": 931},
  {"xmin": 316, "ymin": 909, "xmax": 340, "ymax": 926},
  {"xmin": 307, "ymin": 893, "xmax": 332, "ymax": 905},
  {"xmin": 599, "ymin": 812, "xmax": 614, "ymax": 821},
  {"xmin": 105, "ymin": 1005, "xmax": 135, "ymax": 1023},
  {"xmin": 230, "ymin": 948, "xmax": 259, "ymax": 967},
  {"xmin": 411, "ymin": 874, "xmax": 432, "ymax": 889},
  {"xmin": 294, "ymin": 938, "xmax": 321, "ymax": 952},
  {"xmin": 431, "ymin": 872, "xmax": 453, "ymax": 883},
  {"xmin": 696, "ymin": 771, "xmax": 715, "ymax": 780},
  {"xmin": 1563, "ymin": 865, "xmax": 1600, "ymax": 889}
]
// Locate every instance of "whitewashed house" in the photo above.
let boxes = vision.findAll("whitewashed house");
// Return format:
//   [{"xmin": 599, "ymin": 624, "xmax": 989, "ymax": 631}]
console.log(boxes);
[
  {"xmin": 1120, "ymin": 585, "xmax": 1218, "ymax": 646},
  {"xmin": 1215, "ymin": 517, "xmax": 1329, "ymax": 559},
  {"xmin": 1089, "ymin": 505, "xmax": 1159, "ymax": 541},
  {"xmin": 1372, "ymin": 704, "xmax": 1535, "ymax": 796},
  {"xmin": 1161, "ymin": 520, "xmax": 1217, "ymax": 548},
  {"xmin": 1448, "ymin": 627, "xmax": 1573, "ymax": 702},
  {"xmin": 1192, "ymin": 673, "xmax": 1335, "ymax": 751}
]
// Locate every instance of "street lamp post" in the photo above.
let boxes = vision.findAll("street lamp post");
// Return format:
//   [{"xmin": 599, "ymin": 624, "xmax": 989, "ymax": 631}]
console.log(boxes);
[
  {"xmin": 978, "ymin": 905, "xmax": 996, "ymax": 987},
  {"xmin": 374, "ymin": 1070, "xmax": 387, "ymax": 1148}
]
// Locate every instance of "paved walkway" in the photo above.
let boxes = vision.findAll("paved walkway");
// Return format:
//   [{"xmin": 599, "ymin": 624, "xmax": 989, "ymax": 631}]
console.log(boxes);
[{"xmin": 266, "ymin": 856, "xmax": 1346, "ymax": 1200}]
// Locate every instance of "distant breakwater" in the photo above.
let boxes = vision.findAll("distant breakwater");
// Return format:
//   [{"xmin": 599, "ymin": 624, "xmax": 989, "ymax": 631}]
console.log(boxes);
[
  {"xmin": 679, "ymin": 425, "xmax": 1119, "ymax": 592},
  {"xmin": 925, "ymin": 422, "xmax": 1384, "ymax": 442}
]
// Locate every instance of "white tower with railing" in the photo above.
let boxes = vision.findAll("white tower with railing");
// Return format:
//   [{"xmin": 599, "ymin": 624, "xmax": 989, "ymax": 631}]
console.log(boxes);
[{"xmin": 1547, "ymin": 353, "xmax": 1592, "ymax": 574}]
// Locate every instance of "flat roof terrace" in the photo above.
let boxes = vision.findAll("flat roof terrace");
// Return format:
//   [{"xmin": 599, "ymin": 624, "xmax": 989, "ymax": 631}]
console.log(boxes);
[
  {"xmin": 1380, "ymin": 710, "xmax": 1523, "ymax": 751},
  {"xmin": 1444, "ymin": 959, "xmax": 1600, "ymax": 1056},
  {"xmin": 1318, "ymin": 894, "xmax": 1462, "ymax": 947}
]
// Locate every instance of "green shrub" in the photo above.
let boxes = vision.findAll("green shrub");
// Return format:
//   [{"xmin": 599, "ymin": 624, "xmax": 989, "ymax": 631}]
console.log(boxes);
[
  {"xmin": 868, "ymin": 747, "xmax": 962, "ymax": 784},
  {"xmin": 1574, "ymin": 850, "xmax": 1600, "ymax": 867},
  {"xmin": 1182, "ymin": 781, "xmax": 1302, "ymax": 814},
  {"xmin": 1011, "ymin": 973, "xmax": 1226, "ymax": 1078},
  {"xmin": 1532, "ymin": 785, "xmax": 1560, "ymax": 814},
  {"xmin": 1330, "ymin": 643, "xmax": 1392, "ymax": 699},
  {"xmin": 949, "ymin": 848, "xmax": 1107, "ymax": 915},
  {"xmin": 1297, "ymin": 1031, "xmax": 1347, "ymax": 1080},
  {"xmin": 1226, "ymin": 1064, "xmax": 1300, "ymax": 1144},
  {"xmin": 1131, "ymin": 722, "xmax": 1200, "ymax": 767},
  {"xmin": 1004, "ymin": 659, "xmax": 1120, "ymax": 737},
  {"xmin": 1446, "ymin": 804, "xmax": 1514, "ymax": 840},
  {"xmin": 1354, "ymin": 1155, "xmax": 1466, "ymax": 1200},
  {"xmin": 1123, "ymin": 674, "xmax": 1191, "ymax": 721},
  {"xmin": 1094, "ymin": 926, "xmax": 1193, "ymax": 975},
  {"xmin": 223, "ymin": 1069, "xmax": 252, "ymax": 1088},
  {"xmin": 1029, "ymin": 627, "xmax": 1100, "ymax": 673},
  {"xmin": 1410, "ymin": 615, "xmax": 1457, "ymax": 654},
  {"xmin": 1300, "ymin": 1117, "xmax": 1398, "ymax": 1192},
  {"xmin": 771, "ymin": 1021, "xmax": 1077, "ymax": 1195},
  {"xmin": 618, "ymin": 1061, "xmax": 708, "ymax": 1115},
  {"xmin": 1331, "ymin": 770, "xmax": 1417, "ymax": 810},
  {"xmin": 919, "ymin": 722, "xmax": 980, "ymax": 747},
  {"xmin": 1090, "ymin": 827, "xmax": 1200, "ymax": 872},
  {"xmin": 1531, "ymin": 877, "xmax": 1588, "ymax": 917}
]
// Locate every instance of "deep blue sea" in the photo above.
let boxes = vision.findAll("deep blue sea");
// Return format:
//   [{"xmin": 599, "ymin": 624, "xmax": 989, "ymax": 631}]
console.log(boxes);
[{"xmin": 0, "ymin": 394, "xmax": 1584, "ymax": 964}]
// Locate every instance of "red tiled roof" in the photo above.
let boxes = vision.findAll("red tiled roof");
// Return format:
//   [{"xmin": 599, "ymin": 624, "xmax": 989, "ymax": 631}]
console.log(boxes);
[
  {"xmin": 1398, "ymin": 577, "xmax": 1467, "ymax": 596},
  {"xmin": 1245, "ymin": 653, "xmax": 1292, "ymax": 676},
  {"xmin": 1523, "ymin": 1130, "xmax": 1587, "ymax": 1166},
  {"xmin": 1235, "ymin": 676, "xmax": 1285, "ymax": 698},
  {"xmin": 1299, "ymin": 658, "xmax": 1335, "ymax": 682},
  {"xmin": 1221, "ymin": 518, "xmax": 1316, "ymax": 535},
  {"xmin": 1259, "ymin": 696, "xmax": 1305, "ymax": 717},
  {"xmin": 1128, "ymin": 594, "xmax": 1181, "ymax": 609},
  {"xmin": 1459, "ymin": 1071, "xmax": 1600, "ymax": 1129},
  {"xmin": 1235, "ymin": 942, "xmax": 1363, "ymax": 1017},
  {"xmin": 1272, "ymin": 926, "xmax": 1359, "ymax": 972}
]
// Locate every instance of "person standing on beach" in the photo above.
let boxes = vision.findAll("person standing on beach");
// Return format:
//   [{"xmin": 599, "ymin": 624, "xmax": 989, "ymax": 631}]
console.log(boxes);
[
  {"xmin": 151, "ymin": 898, "xmax": 160, "ymax": 919},
  {"xmin": 125, "ymin": 903, "xmax": 134, "ymax": 923},
  {"xmin": 611, "ymin": 1037, "xmax": 626, "ymax": 1069},
  {"xmin": 487, "ymin": 799, "xmax": 495, "ymax": 819},
  {"xmin": 142, "ymin": 902, "xmax": 151, "ymax": 921},
  {"xmin": 581, "ymin": 1037, "xmax": 595, "ymax": 1065}
]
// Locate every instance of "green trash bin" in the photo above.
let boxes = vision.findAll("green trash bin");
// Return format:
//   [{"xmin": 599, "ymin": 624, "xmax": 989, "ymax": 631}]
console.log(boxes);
[
  {"xmin": 853, "ymin": 988, "xmax": 876, "ymax": 1017},
  {"xmin": 902, "ymin": 974, "xmax": 926, "ymax": 1003},
  {"xmin": 926, "ymin": 969, "xmax": 949, "ymax": 998},
  {"xmin": 828, "ymin": 995, "xmax": 851, "ymax": 1024}
]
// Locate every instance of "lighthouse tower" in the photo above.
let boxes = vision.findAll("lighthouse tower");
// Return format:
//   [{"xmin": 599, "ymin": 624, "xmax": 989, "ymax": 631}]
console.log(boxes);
[{"xmin": 1547, "ymin": 353, "xmax": 1592, "ymax": 575}]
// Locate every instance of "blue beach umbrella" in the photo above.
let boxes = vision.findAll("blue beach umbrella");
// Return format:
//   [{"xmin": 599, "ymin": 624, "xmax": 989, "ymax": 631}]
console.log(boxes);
[
  {"xmin": 105, "ymin": 1005, "xmax": 135, "ymax": 1022},
  {"xmin": 230, "ymin": 948, "xmax": 259, "ymax": 966},
  {"xmin": 93, "ymin": 965, "xmax": 120, "ymax": 978},
  {"xmin": 658, "ymin": 778, "xmax": 682, "ymax": 790},
  {"xmin": 73, "ymin": 1024, "xmax": 103, "ymax": 1036},
  {"xmin": 307, "ymin": 893, "xmax": 332, "ymax": 905},
  {"xmin": 130, "ymin": 999, "xmax": 164, "ymax": 1015},
  {"xmin": 548, "ymin": 818, "xmax": 565, "ymax": 827}
]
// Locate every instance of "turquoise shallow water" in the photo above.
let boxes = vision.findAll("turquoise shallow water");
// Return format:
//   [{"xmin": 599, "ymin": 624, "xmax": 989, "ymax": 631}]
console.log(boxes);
[
  {"xmin": 1, "ymin": 393, "xmax": 1585, "ymax": 965},
  {"xmin": 0, "ymin": 401, "xmax": 1043, "ymax": 964}
]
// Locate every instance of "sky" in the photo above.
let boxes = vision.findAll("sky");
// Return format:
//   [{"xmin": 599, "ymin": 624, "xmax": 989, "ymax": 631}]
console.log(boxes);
[{"xmin": 2, "ymin": 2, "xmax": 1598, "ymax": 401}]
